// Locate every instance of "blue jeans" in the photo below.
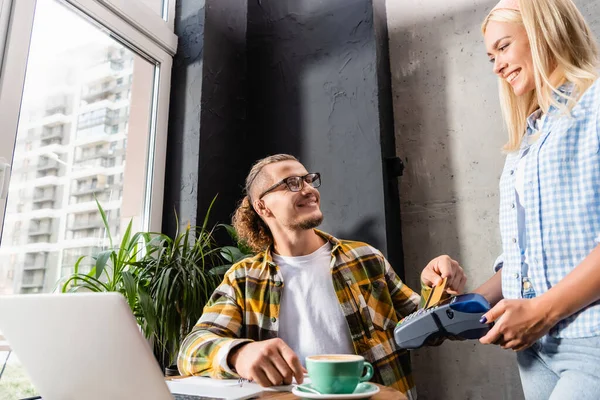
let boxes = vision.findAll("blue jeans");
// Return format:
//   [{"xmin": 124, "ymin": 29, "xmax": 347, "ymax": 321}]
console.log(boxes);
[{"xmin": 517, "ymin": 335, "xmax": 600, "ymax": 400}]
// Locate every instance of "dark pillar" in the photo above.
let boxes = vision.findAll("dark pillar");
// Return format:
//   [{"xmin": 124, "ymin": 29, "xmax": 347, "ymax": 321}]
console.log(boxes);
[
  {"xmin": 164, "ymin": 0, "xmax": 249, "ymax": 235},
  {"xmin": 166, "ymin": 0, "xmax": 403, "ymax": 276},
  {"xmin": 246, "ymin": 0, "xmax": 404, "ymax": 275},
  {"xmin": 162, "ymin": 0, "xmax": 206, "ymax": 236},
  {"xmin": 196, "ymin": 0, "xmax": 249, "ymax": 229}
]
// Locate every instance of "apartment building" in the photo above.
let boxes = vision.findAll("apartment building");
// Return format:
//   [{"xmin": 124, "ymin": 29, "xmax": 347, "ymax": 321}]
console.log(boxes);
[{"xmin": 0, "ymin": 43, "xmax": 132, "ymax": 295}]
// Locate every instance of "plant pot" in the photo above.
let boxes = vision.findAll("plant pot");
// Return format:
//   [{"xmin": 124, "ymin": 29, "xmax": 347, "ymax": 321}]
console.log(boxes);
[{"xmin": 165, "ymin": 365, "xmax": 180, "ymax": 377}]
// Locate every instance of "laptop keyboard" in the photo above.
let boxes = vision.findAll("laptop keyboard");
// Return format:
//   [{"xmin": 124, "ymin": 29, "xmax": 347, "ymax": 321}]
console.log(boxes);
[{"xmin": 172, "ymin": 395, "xmax": 226, "ymax": 400}]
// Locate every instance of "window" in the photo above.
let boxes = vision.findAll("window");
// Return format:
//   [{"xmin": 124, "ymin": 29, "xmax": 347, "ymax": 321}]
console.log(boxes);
[{"xmin": 0, "ymin": 0, "xmax": 175, "ymax": 395}]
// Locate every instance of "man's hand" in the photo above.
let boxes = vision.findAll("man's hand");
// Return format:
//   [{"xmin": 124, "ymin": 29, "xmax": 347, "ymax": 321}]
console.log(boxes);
[
  {"xmin": 421, "ymin": 255, "xmax": 467, "ymax": 295},
  {"xmin": 479, "ymin": 298, "xmax": 556, "ymax": 351},
  {"xmin": 228, "ymin": 338, "xmax": 304, "ymax": 387}
]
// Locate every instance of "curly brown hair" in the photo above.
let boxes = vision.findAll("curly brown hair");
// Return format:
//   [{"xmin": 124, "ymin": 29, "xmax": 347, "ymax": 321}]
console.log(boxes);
[{"xmin": 232, "ymin": 154, "xmax": 299, "ymax": 252}]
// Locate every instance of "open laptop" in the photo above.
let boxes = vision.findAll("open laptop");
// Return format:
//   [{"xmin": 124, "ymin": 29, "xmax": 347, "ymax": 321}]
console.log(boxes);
[{"xmin": 0, "ymin": 293, "xmax": 263, "ymax": 400}]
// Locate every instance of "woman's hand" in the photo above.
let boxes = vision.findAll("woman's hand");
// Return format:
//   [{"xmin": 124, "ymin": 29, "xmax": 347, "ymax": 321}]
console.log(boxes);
[
  {"xmin": 421, "ymin": 255, "xmax": 467, "ymax": 295},
  {"xmin": 479, "ymin": 297, "xmax": 558, "ymax": 351}
]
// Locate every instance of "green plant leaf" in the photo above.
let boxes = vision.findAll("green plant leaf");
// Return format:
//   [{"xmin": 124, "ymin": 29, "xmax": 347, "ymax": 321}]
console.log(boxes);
[
  {"xmin": 95, "ymin": 197, "xmax": 113, "ymax": 248},
  {"xmin": 219, "ymin": 223, "xmax": 238, "ymax": 241},
  {"xmin": 200, "ymin": 195, "xmax": 218, "ymax": 234},
  {"xmin": 220, "ymin": 246, "xmax": 243, "ymax": 263},
  {"xmin": 139, "ymin": 286, "xmax": 157, "ymax": 334},
  {"xmin": 122, "ymin": 271, "xmax": 137, "ymax": 310},
  {"xmin": 95, "ymin": 250, "xmax": 112, "ymax": 279},
  {"xmin": 209, "ymin": 264, "xmax": 231, "ymax": 277}
]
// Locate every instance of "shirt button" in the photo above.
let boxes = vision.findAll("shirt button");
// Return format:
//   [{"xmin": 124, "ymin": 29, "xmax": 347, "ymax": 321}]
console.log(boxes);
[
  {"xmin": 512, "ymin": 238, "xmax": 517, "ymax": 243},
  {"xmin": 511, "ymin": 203, "xmax": 516, "ymax": 209},
  {"xmin": 513, "ymin": 273, "xmax": 519, "ymax": 279},
  {"xmin": 271, "ymin": 317, "xmax": 277, "ymax": 323},
  {"xmin": 510, "ymin": 170, "xmax": 514, "ymax": 175}
]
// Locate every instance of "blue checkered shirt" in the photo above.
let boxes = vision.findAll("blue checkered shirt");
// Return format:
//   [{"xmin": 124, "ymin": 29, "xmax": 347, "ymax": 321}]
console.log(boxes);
[{"xmin": 496, "ymin": 79, "xmax": 600, "ymax": 338}]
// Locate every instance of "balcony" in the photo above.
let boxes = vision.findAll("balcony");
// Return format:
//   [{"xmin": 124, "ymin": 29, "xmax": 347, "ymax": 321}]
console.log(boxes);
[
  {"xmin": 29, "ymin": 178, "xmax": 60, "ymax": 191},
  {"xmin": 41, "ymin": 127, "xmax": 65, "ymax": 140},
  {"xmin": 74, "ymin": 148, "xmax": 121, "ymax": 164},
  {"xmin": 45, "ymin": 106, "xmax": 67, "ymax": 116},
  {"xmin": 83, "ymin": 61, "xmax": 125, "ymax": 83},
  {"xmin": 77, "ymin": 115, "xmax": 111, "ymax": 130},
  {"xmin": 81, "ymin": 83, "xmax": 129, "ymax": 102},
  {"xmin": 28, "ymin": 224, "xmax": 52, "ymax": 236},
  {"xmin": 37, "ymin": 159, "xmax": 59, "ymax": 171},
  {"xmin": 68, "ymin": 219, "xmax": 105, "ymax": 231},
  {"xmin": 20, "ymin": 282, "xmax": 44, "ymax": 289},
  {"xmin": 31, "ymin": 191, "xmax": 56, "ymax": 203},
  {"xmin": 33, "ymin": 112, "xmax": 70, "ymax": 129},
  {"xmin": 23, "ymin": 264, "xmax": 46, "ymax": 271},
  {"xmin": 71, "ymin": 183, "xmax": 107, "ymax": 196}
]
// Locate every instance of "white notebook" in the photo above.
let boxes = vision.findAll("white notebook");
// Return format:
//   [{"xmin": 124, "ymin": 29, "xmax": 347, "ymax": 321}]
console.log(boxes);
[
  {"xmin": 167, "ymin": 377, "xmax": 270, "ymax": 400},
  {"xmin": 167, "ymin": 376, "xmax": 305, "ymax": 400}
]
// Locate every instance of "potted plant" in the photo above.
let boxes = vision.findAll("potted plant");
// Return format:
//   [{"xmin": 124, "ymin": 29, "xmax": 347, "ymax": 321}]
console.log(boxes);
[
  {"xmin": 59, "ymin": 199, "xmax": 153, "ymax": 328},
  {"xmin": 59, "ymin": 197, "xmax": 248, "ymax": 373},
  {"xmin": 136, "ymin": 201, "xmax": 225, "ymax": 372}
]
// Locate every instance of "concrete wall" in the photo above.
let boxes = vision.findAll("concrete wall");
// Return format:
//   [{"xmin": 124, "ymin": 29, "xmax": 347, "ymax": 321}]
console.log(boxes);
[
  {"xmin": 197, "ymin": 0, "xmax": 248, "ymax": 231},
  {"xmin": 386, "ymin": 0, "xmax": 600, "ymax": 399},
  {"xmin": 162, "ymin": 0, "xmax": 205, "ymax": 234},
  {"xmin": 246, "ymin": 0, "xmax": 402, "ymax": 267}
]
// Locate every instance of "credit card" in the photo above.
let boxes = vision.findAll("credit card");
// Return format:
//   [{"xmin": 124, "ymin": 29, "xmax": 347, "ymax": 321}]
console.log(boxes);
[{"xmin": 423, "ymin": 277, "xmax": 448, "ymax": 309}]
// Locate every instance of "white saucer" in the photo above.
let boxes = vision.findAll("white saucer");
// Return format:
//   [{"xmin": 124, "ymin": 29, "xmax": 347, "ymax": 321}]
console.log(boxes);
[{"xmin": 291, "ymin": 382, "xmax": 380, "ymax": 399}]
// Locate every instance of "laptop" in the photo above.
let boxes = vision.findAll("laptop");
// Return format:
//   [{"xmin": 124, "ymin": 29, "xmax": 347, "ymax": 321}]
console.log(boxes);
[{"xmin": 0, "ymin": 293, "xmax": 263, "ymax": 400}]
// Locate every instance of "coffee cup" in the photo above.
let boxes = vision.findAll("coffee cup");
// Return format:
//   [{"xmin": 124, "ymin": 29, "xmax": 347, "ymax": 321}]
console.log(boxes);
[{"xmin": 305, "ymin": 354, "xmax": 374, "ymax": 394}]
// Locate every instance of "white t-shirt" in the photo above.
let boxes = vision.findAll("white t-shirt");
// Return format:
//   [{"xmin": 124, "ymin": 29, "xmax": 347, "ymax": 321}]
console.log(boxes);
[{"xmin": 273, "ymin": 242, "xmax": 355, "ymax": 366}]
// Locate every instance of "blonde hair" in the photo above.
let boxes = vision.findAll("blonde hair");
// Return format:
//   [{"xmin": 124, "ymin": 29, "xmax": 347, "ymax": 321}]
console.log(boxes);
[
  {"xmin": 481, "ymin": 0, "xmax": 599, "ymax": 152},
  {"xmin": 232, "ymin": 154, "xmax": 299, "ymax": 252}
]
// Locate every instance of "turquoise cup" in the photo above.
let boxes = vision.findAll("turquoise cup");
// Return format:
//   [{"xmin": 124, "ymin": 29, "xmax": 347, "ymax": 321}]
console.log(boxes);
[{"xmin": 305, "ymin": 354, "xmax": 374, "ymax": 394}]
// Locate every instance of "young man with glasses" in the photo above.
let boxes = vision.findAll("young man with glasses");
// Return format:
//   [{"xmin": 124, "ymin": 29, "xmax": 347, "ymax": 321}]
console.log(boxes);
[{"xmin": 178, "ymin": 154, "xmax": 466, "ymax": 398}]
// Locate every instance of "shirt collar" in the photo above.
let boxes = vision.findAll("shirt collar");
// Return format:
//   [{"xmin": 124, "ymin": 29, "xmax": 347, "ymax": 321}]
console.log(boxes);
[
  {"xmin": 261, "ymin": 229, "xmax": 341, "ymax": 269},
  {"xmin": 523, "ymin": 82, "xmax": 575, "ymax": 143}
]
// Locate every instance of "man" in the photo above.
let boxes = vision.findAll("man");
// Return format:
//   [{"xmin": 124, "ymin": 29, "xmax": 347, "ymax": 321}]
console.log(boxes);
[{"xmin": 178, "ymin": 154, "xmax": 466, "ymax": 398}]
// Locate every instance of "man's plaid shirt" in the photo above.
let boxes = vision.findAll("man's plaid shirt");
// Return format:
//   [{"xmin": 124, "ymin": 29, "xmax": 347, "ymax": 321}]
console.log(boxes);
[{"xmin": 178, "ymin": 230, "xmax": 425, "ymax": 398}]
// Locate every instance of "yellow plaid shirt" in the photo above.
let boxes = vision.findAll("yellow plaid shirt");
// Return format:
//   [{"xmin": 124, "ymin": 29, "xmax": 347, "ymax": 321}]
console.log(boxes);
[{"xmin": 178, "ymin": 230, "xmax": 426, "ymax": 397}]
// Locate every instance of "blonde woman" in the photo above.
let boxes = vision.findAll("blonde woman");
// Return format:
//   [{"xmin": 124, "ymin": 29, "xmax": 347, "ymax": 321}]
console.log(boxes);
[{"xmin": 471, "ymin": 0, "xmax": 600, "ymax": 398}]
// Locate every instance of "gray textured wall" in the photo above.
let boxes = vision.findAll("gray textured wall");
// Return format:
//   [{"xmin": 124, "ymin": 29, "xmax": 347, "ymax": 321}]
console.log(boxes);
[
  {"xmin": 387, "ymin": 0, "xmax": 600, "ymax": 399},
  {"xmin": 246, "ymin": 0, "xmax": 400, "ymax": 264},
  {"xmin": 164, "ymin": 0, "xmax": 248, "ymax": 233},
  {"xmin": 163, "ymin": 0, "xmax": 205, "ymax": 234},
  {"xmin": 197, "ymin": 0, "xmax": 248, "ymax": 229}
]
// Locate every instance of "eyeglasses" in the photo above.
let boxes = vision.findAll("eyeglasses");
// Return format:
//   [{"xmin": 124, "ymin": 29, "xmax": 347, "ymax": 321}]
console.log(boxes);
[{"xmin": 258, "ymin": 172, "xmax": 321, "ymax": 199}]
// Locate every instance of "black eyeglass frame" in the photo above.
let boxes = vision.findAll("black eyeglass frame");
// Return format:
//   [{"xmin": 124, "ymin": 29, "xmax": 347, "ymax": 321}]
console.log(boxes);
[{"xmin": 258, "ymin": 172, "xmax": 321, "ymax": 199}]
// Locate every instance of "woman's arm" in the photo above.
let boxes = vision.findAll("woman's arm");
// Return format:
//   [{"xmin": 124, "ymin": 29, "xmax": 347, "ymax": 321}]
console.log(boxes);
[
  {"xmin": 473, "ymin": 269, "xmax": 504, "ymax": 306},
  {"xmin": 480, "ymin": 244, "xmax": 600, "ymax": 351},
  {"xmin": 537, "ymin": 244, "xmax": 600, "ymax": 324}
]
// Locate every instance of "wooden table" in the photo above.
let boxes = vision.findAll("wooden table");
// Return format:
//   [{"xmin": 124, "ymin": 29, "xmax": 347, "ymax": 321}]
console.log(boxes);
[
  {"xmin": 167, "ymin": 376, "xmax": 406, "ymax": 399},
  {"xmin": 256, "ymin": 383, "xmax": 406, "ymax": 399}
]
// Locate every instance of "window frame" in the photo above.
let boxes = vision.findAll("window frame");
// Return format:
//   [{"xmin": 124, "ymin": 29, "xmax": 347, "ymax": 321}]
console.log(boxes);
[{"xmin": 0, "ymin": 0, "xmax": 176, "ymax": 238}]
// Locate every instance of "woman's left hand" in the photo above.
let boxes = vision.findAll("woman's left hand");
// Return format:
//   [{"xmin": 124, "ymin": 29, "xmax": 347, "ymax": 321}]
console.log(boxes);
[{"xmin": 479, "ymin": 297, "xmax": 557, "ymax": 351}]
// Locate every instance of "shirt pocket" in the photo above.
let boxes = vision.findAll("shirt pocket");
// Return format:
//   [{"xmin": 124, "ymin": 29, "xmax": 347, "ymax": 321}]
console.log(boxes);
[
  {"xmin": 345, "ymin": 280, "xmax": 375, "ymax": 339},
  {"xmin": 358, "ymin": 278, "xmax": 398, "ymax": 332}
]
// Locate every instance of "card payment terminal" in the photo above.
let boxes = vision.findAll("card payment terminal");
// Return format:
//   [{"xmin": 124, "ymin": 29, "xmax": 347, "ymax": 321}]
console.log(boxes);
[{"xmin": 394, "ymin": 293, "xmax": 492, "ymax": 350}]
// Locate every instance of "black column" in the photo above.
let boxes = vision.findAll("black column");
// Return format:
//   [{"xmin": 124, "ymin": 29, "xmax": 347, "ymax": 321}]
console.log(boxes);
[
  {"xmin": 166, "ymin": 0, "xmax": 403, "ymax": 277},
  {"xmin": 163, "ymin": 0, "xmax": 207, "ymax": 236},
  {"xmin": 196, "ymin": 0, "xmax": 249, "ymax": 232},
  {"xmin": 164, "ymin": 0, "xmax": 250, "ymax": 237},
  {"xmin": 246, "ymin": 0, "xmax": 404, "ymax": 275}
]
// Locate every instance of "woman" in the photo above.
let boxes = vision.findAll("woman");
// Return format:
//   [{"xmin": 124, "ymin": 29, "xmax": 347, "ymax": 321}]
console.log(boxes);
[{"xmin": 473, "ymin": 0, "xmax": 600, "ymax": 398}]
